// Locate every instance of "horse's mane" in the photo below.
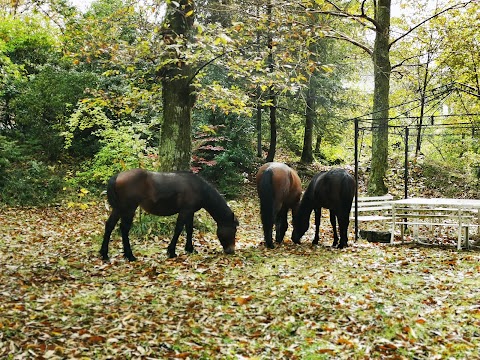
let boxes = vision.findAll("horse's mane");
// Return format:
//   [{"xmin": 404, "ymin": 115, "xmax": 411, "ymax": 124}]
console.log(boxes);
[{"xmin": 197, "ymin": 175, "xmax": 233, "ymax": 223}]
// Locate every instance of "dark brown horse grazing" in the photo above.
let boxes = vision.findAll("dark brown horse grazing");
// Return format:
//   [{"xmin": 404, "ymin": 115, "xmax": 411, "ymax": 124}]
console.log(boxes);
[
  {"xmin": 256, "ymin": 162, "xmax": 302, "ymax": 248},
  {"xmin": 292, "ymin": 168, "xmax": 355, "ymax": 248},
  {"xmin": 100, "ymin": 169, "xmax": 238, "ymax": 261}
]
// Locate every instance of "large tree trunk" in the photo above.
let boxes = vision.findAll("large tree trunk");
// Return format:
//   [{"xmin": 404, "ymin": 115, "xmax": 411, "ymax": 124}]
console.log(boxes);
[
  {"xmin": 160, "ymin": 74, "xmax": 193, "ymax": 171},
  {"xmin": 367, "ymin": 0, "xmax": 391, "ymax": 195},
  {"xmin": 301, "ymin": 79, "xmax": 315, "ymax": 163},
  {"xmin": 158, "ymin": 0, "xmax": 195, "ymax": 172}
]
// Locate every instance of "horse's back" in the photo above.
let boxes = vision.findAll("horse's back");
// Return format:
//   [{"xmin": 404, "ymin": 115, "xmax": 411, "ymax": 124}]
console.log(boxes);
[
  {"xmin": 256, "ymin": 162, "xmax": 301, "ymax": 207},
  {"xmin": 111, "ymin": 169, "xmax": 204, "ymax": 215},
  {"xmin": 110, "ymin": 169, "xmax": 149, "ymax": 208},
  {"xmin": 313, "ymin": 168, "xmax": 355, "ymax": 210}
]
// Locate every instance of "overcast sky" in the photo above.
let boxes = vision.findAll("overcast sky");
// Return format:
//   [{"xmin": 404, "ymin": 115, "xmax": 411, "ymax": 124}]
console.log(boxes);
[{"xmin": 69, "ymin": 0, "xmax": 93, "ymax": 12}]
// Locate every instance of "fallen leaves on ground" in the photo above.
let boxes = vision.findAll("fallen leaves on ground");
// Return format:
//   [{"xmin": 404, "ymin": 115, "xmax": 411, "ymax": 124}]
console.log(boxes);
[{"xmin": 1, "ymin": 200, "xmax": 480, "ymax": 359}]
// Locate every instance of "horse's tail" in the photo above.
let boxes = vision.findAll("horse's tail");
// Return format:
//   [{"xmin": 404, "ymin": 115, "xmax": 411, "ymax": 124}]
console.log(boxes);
[
  {"xmin": 259, "ymin": 168, "xmax": 275, "ymax": 231},
  {"xmin": 341, "ymin": 172, "xmax": 356, "ymax": 212},
  {"xmin": 106, "ymin": 174, "xmax": 119, "ymax": 209}
]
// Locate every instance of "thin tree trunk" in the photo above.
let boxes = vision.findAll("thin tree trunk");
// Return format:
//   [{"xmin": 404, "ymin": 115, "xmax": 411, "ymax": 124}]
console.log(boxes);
[
  {"xmin": 416, "ymin": 36, "xmax": 432, "ymax": 157},
  {"xmin": 256, "ymin": 86, "xmax": 262, "ymax": 157},
  {"xmin": 265, "ymin": 0, "xmax": 276, "ymax": 163},
  {"xmin": 255, "ymin": 4, "xmax": 262, "ymax": 158},
  {"xmin": 367, "ymin": 0, "xmax": 391, "ymax": 195},
  {"xmin": 301, "ymin": 79, "xmax": 315, "ymax": 163},
  {"xmin": 315, "ymin": 135, "xmax": 322, "ymax": 154}
]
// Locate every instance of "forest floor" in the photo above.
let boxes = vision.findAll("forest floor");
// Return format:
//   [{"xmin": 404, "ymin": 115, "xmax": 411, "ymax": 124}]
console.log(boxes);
[{"xmin": 1, "ymin": 163, "xmax": 480, "ymax": 359}]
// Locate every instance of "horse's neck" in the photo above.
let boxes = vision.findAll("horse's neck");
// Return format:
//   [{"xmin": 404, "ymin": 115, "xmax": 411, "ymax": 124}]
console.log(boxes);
[
  {"xmin": 299, "ymin": 191, "xmax": 314, "ymax": 219},
  {"xmin": 202, "ymin": 186, "xmax": 232, "ymax": 223}
]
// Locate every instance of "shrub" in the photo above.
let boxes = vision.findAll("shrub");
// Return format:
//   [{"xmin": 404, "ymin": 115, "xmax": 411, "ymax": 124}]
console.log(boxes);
[
  {"xmin": 0, "ymin": 159, "xmax": 64, "ymax": 206},
  {"xmin": 66, "ymin": 125, "xmax": 159, "ymax": 189}
]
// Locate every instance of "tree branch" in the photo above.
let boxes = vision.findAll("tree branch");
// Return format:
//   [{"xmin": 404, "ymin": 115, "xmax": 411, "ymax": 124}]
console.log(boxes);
[
  {"xmin": 188, "ymin": 50, "xmax": 228, "ymax": 85},
  {"xmin": 299, "ymin": 0, "xmax": 379, "ymax": 31},
  {"xmin": 325, "ymin": 33, "xmax": 373, "ymax": 56},
  {"xmin": 389, "ymin": 1, "xmax": 474, "ymax": 49}
]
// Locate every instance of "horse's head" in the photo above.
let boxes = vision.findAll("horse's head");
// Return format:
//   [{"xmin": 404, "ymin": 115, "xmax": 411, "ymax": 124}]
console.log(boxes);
[
  {"xmin": 291, "ymin": 214, "xmax": 308, "ymax": 244},
  {"xmin": 217, "ymin": 215, "xmax": 239, "ymax": 254}
]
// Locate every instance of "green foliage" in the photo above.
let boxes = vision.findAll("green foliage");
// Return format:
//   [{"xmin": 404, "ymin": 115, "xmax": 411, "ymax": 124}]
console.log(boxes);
[
  {"xmin": 0, "ymin": 136, "xmax": 64, "ymax": 206},
  {"xmin": 66, "ymin": 125, "xmax": 159, "ymax": 188},
  {"xmin": 0, "ymin": 15, "xmax": 60, "ymax": 73},
  {"xmin": 11, "ymin": 65, "xmax": 98, "ymax": 160},
  {"xmin": 0, "ymin": 160, "xmax": 64, "ymax": 206},
  {"xmin": 0, "ymin": 135, "xmax": 21, "ymax": 188},
  {"xmin": 200, "ymin": 146, "xmax": 252, "ymax": 199},
  {"xmin": 130, "ymin": 209, "xmax": 216, "ymax": 239}
]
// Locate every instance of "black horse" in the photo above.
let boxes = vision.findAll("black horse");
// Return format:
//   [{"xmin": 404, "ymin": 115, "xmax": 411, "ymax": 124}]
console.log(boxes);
[
  {"xmin": 100, "ymin": 169, "xmax": 238, "ymax": 261},
  {"xmin": 292, "ymin": 168, "xmax": 355, "ymax": 248},
  {"xmin": 256, "ymin": 162, "xmax": 302, "ymax": 248}
]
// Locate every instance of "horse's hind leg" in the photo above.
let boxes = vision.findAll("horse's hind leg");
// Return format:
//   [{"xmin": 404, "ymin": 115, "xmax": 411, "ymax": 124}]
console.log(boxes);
[
  {"xmin": 167, "ymin": 213, "xmax": 186, "ymax": 258},
  {"xmin": 264, "ymin": 226, "xmax": 274, "ymax": 249},
  {"xmin": 100, "ymin": 209, "xmax": 120, "ymax": 261},
  {"xmin": 262, "ymin": 210, "xmax": 275, "ymax": 249},
  {"xmin": 184, "ymin": 213, "xmax": 196, "ymax": 254},
  {"xmin": 120, "ymin": 212, "xmax": 136, "ymax": 261},
  {"xmin": 330, "ymin": 211, "xmax": 340, "ymax": 247},
  {"xmin": 312, "ymin": 208, "xmax": 321, "ymax": 245},
  {"xmin": 275, "ymin": 208, "xmax": 288, "ymax": 244},
  {"xmin": 337, "ymin": 213, "xmax": 350, "ymax": 249}
]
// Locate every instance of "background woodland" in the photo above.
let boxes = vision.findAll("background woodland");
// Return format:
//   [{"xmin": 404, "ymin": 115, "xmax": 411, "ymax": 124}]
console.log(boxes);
[{"xmin": 0, "ymin": 0, "xmax": 479, "ymax": 203}]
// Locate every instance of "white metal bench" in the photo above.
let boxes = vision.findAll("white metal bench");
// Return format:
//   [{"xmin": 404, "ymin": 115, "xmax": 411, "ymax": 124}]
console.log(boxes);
[
  {"xmin": 389, "ymin": 198, "xmax": 480, "ymax": 249},
  {"xmin": 350, "ymin": 194, "xmax": 393, "ymax": 229}
]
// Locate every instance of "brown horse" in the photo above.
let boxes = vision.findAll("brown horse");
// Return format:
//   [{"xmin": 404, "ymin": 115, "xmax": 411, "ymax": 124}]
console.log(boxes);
[
  {"xmin": 256, "ymin": 162, "xmax": 302, "ymax": 248},
  {"xmin": 100, "ymin": 169, "xmax": 238, "ymax": 261},
  {"xmin": 292, "ymin": 168, "xmax": 355, "ymax": 248}
]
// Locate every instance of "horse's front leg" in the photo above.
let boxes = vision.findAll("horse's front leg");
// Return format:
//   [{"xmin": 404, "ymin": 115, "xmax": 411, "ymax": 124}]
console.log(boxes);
[
  {"xmin": 184, "ymin": 213, "xmax": 196, "ymax": 254},
  {"xmin": 312, "ymin": 208, "xmax": 321, "ymax": 245},
  {"xmin": 100, "ymin": 209, "xmax": 120, "ymax": 261},
  {"xmin": 167, "ymin": 213, "xmax": 186, "ymax": 258},
  {"xmin": 275, "ymin": 208, "xmax": 288, "ymax": 244},
  {"xmin": 120, "ymin": 213, "xmax": 136, "ymax": 261},
  {"xmin": 330, "ymin": 211, "xmax": 339, "ymax": 247}
]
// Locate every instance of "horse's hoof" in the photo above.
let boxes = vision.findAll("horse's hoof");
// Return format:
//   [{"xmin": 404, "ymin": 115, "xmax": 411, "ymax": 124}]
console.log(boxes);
[
  {"xmin": 265, "ymin": 243, "xmax": 275, "ymax": 249},
  {"xmin": 167, "ymin": 250, "xmax": 177, "ymax": 258},
  {"xmin": 100, "ymin": 252, "xmax": 110, "ymax": 262},
  {"xmin": 292, "ymin": 240, "xmax": 301, "ymax": 245},
  {"xmin": 125, "ymin": 254, "xmax": 137, "ymax": 261},
  {"xmin": 185, "ymin": 247, "xmax": 196, "ymax": 254}
]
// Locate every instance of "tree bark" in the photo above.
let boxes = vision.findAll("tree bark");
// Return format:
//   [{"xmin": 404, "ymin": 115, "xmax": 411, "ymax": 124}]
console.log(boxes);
[
  {"xmin": 367, "ymin": 0, "xmax": 391, "ymax": 195},
  {"xmin": 301, "ymin": 79, "xmax": 315, "ymax": 163},
  {"xmin": 158, "ymin": 0, "xmax": 195, "ymax": 171}
]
